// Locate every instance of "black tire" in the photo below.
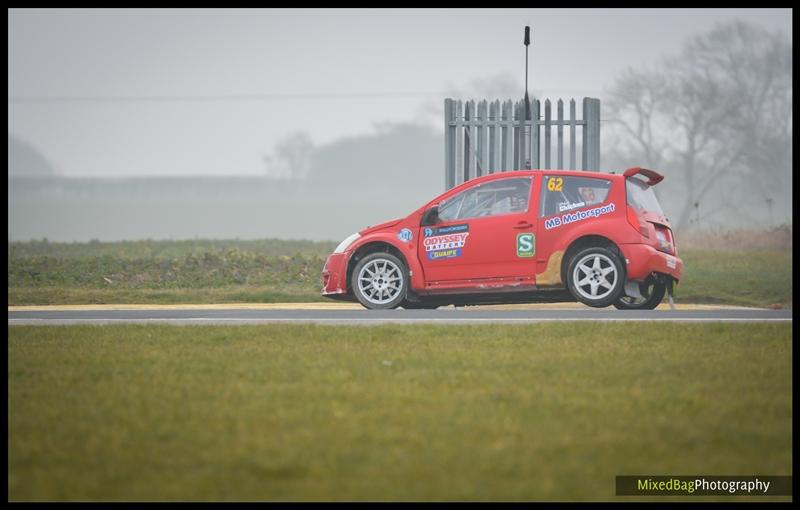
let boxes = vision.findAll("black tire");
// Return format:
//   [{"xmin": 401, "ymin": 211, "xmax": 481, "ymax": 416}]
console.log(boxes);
[
  {"xmin": 351, "ymin": 252, "xmax": 408, "ymax": 310},
  {"xmin": 566, "ymin": 246, "xmax": 626, "ymax": 308},
  {"xmin": 613, "ymin": 280, "xmax": 666, "ymax": 310}
]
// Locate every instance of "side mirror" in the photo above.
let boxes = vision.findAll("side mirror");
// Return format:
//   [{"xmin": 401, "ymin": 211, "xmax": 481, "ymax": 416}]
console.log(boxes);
[{"xmin": 420, "ymin": 205, "xmax": 439, "ymax": 227}]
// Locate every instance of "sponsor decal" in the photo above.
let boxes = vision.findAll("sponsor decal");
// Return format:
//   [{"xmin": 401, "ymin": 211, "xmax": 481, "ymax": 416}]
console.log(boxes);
[
  {"xmin": 546, "ymin": 176, "xmax": 564, "ymax": 191},
  {"xmin": 544, "ymin": 216, "xmax": 562, "ymax": 230},
  {"xmin": 424, "ymin": 231, "xmax": 469, "ymax": 260},
  {"xmin": 424, "ymin": 223, "xmax": 469, "ymax": 237},
  {"xmin": 397, "ymin": 228, "xmax": 413, "ymax": 242},
  {"xmin": 516, "ymin": 233, "xmax": 535, "ymax": 257},
  {"xmin": 429, "ymin": 248, "xmax": 462, "ymax": 260},
  {"xmin": 544, "ymin": 202, "xmax": 616, "ymax": 230},
  {"xmin": 559, "ymin": 201, "xmax": 586, "ymax": 212},
  {"xmin": 665, "ymin": 255, "xmax": 677, "ymax": 269}
]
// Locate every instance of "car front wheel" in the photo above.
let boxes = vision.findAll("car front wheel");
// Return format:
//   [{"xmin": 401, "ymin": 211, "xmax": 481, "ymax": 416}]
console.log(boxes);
[
  {"xmin": 566, "ymin": 246, "xmax": 626, "ymax": 308},
  {"xmin": 351, "ymin": 252, "xmax": 408, "ymax": 310}
]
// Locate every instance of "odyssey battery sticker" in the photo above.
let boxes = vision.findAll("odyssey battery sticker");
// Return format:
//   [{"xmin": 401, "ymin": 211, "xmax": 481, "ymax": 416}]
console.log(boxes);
[{"xmin": 423, "ymin": 224, "xmax": 469, "ymax": 260}]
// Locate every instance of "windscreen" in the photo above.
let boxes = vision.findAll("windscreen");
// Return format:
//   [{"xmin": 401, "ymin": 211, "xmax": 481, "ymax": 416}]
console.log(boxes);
[{"xmin": 626, "ymin": 176, "xmax": 664, "ymax": 215}]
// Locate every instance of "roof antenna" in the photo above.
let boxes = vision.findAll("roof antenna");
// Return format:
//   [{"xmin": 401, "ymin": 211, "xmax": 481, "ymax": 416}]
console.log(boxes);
[{"xmin": 524, "ymin": 26, "xmax": 532, "ymax": 169}]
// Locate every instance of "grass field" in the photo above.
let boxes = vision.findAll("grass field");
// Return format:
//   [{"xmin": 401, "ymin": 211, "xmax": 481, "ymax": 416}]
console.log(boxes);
[
  {"xmin": 672, "ymin": 249, "xmax": 791, "ymax": 308},
  {"xmin": 8, "ymin": 234, "xmax": 793, "ymax": 307},
  {"xmin": 8, "ymin": 239, "xmax": 331, "ymax": 305},
  {"xmin": 8, "ymin": 323, "xmax": 792, "ymax": 501}
]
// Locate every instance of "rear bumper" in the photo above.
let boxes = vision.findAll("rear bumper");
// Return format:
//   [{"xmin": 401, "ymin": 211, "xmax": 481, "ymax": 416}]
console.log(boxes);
[
  {"xmin": 619, "ymin": 243, "xmax": 683, "ymax": 282},
  {"xmin": 321, "ymin": 252, "xmax": 349, "ymax": 296}
]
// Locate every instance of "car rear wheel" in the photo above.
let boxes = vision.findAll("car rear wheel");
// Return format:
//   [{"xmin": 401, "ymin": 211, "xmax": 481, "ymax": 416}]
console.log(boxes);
[
  {"xmin": 351, "ymin": 252, "xmax": 408, "ymax": 310},
  {"xmin": 613, "ymin": 280, "xmax": 666, "ymax": 310},
  {"xmin": 566, "ymin": 246, "xmax": 626, "ymax": 308}
]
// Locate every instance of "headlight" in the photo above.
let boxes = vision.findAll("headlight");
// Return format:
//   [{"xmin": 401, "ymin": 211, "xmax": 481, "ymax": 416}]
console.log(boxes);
[{"xmin": 333, "ymin": 232, "xmax": 360, "ymax": 253}]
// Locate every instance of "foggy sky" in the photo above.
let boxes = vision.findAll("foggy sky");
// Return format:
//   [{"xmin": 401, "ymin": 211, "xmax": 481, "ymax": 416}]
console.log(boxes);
[{"xmin": 8, "ymin": 8, "xmax": 792, "ymax": 178}]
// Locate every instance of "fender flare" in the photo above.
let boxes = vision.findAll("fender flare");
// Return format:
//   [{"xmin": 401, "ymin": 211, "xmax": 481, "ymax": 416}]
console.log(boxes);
[{"xmin": 344, "ymin": 233, "xmax": 425, "ymax": 292}]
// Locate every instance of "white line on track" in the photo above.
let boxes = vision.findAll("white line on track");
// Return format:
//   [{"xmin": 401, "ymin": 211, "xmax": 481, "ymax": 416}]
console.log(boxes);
[{"xmin": 8, "ymin": 318, "xmax": 793, "ymax": 324}]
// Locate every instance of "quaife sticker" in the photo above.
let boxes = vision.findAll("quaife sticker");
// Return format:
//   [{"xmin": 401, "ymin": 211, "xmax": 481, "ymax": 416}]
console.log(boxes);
[
  {"xmin": 516, "ymin": 233, "xmax": 535, "ymax": 257},
  {"xmin": 424, "ymin": 232, "xmax": 469, "ymax": 260},
  {"xmin": 397, "ymin": 228, "xmax": 413, "ymax": 242}
]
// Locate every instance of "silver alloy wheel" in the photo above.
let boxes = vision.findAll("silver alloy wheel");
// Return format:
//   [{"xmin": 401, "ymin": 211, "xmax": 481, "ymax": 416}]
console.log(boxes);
[
  {"xmin": 571, "ymin": 253, "xmax": 618, "ymax": 301},
  {"xmin": 357, "ymin": 258, "xmax": 405, "ymax": 305}
]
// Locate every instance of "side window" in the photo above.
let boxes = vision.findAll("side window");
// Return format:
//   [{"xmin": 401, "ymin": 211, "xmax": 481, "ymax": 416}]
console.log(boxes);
[
  {"xmin": 438, "ymin": 177, "xmax": 532, "ymax": 222},
  {"xmin": 539, "ymin": 175, "xmax": 611, "ymax": 217}
]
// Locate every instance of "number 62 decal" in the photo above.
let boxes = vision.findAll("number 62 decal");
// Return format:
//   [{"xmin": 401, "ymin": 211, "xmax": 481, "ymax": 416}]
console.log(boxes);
[{"xmin": 547, "ymin": 177, "xmax": 563, "ymax": 192}]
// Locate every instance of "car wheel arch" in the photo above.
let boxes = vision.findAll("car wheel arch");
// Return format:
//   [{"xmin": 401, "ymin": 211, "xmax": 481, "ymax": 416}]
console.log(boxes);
[
  {"xmin": 345, "ymin": 241, "xmax": 410, "ymax": 294},
  {"xmin": 560, "ymin": 234, "xmax": 623, "ymax": 286}
]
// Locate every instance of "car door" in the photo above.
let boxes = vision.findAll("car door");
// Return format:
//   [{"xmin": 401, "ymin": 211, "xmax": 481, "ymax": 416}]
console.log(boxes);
[
  {"xmin": 535, "ymin": 173, "xmax": 614, "ymax": 284},
  {"xmin": 418, "ymin": 176, "xmax": 537, "ymax": 288}
]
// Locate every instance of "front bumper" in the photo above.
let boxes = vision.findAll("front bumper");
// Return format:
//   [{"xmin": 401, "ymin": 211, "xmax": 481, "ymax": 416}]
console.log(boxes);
[
  {"xmin": 321, "ymin": 252, "xmax": 349, "ymax": 296},
  {"xmin": 619, "ymin": 243, "xmax": 683, "ymax": 282}
]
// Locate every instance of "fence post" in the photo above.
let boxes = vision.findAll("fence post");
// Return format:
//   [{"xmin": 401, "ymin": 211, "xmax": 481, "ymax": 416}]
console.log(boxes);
[
  {"xmin": 544, "ymin": 99, "xmax": 551, "ymax": 170},
  {"xmin": 569, "ymin": 99, "xmax": 576, "ymax": 170},
  {"xmin": 444, "ymin": 99, "xmax": 455, "ymax": 190},
  {"xmin": 500, "ymin": 99, "xmax": 514, "ymax": 172},
  {"xmin": 455, "ymin": 100, "xmax": 464, "ymax": 186},
  {"xmin": 468, "ymin": 100, "xmax": 478, "ymax": 180},
  {"xmin": 519, "ymin": 100, "xmax": 528, "ymax": 170},
  {"xmin": 511, "ymin": 101, "xmax": 519, "ymax": 170},
  {"xmin": 582, "ymin": 97, "xmax": 600, "ymax": 171},
  {"xmin": 477, "ymin": 100, "xmax": 487, "ymax": 177},
  {"xmin": 557, "ymin": 99, "xmax": 564, "ymax": 170},
  {"xmin": 531, "ymin": 98, "xmax": 540, "ymax": 170},
  {"xmin": 488, "ymin": 100, "xmax": 498, "ymax": 173},
  {"xmin": 463, "ymin": 100, "xmax": 471, "ymax": 183}
]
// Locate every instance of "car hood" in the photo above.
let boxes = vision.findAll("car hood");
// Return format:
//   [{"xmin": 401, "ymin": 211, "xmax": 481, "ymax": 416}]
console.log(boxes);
[{"xmin": 359, "ymin": 217, "xmax": 403, "ymax": 235}]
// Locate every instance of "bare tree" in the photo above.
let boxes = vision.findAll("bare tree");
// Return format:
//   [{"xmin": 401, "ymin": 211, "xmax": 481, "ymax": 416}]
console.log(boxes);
[
  {"xmin": 606, "ymin": 20, "xmax": 792, "ymax": 232},
  {"xmin": 605, "ymin": 67, "xmax": 671, "ymax": 171},
  {"xmin": 263, "ymin": 132, "xmax": 314, "ymax": 180}
]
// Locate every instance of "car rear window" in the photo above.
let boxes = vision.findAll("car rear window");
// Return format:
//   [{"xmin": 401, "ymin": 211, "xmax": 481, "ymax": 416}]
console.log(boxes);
[
  {"xmin": 539, "ymin": 175, "xmax": 611, "ymax": 217},
  {"xmin": 626, "ymin": 176, "xmax": 665, "ymax": 215}
]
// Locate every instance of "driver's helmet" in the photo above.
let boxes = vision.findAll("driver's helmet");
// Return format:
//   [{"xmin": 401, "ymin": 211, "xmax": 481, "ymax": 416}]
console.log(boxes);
[{"xmin": 578, "ymin": 186, "xmax": 596, "ymax": 204}]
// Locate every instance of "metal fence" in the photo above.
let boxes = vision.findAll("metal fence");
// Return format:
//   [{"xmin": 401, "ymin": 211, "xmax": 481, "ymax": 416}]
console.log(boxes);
[{"xmin": 444, "ymin": 97, "xmax": 600, "ymax": 190}]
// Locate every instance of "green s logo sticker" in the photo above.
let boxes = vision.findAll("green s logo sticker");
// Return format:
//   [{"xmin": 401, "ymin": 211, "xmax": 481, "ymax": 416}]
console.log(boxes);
[{"xmin": 517, "ymin": 233, "xmax": 535, "ymax": 257}]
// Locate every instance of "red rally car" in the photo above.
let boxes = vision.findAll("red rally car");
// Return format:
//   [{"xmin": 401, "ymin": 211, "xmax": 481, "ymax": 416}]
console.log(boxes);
[{"xmin": 321, "ymin": 167, "xmax": 683, "ymax": 310}]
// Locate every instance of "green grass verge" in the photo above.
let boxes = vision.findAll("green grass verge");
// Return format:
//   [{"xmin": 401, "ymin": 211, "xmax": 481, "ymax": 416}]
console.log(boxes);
[
  {"xmin": 674, "ymin": 250, "xmax": 792, "ymax": 308},
  {"xmin": 7, "ymin": 238, "xmax": 793, "ymax": 307},
  {"xmin": 9, "ymin": 323, "xmax": 792, "ymax": 501},
  {"xmin": 6, "ymin": 286, "xmax": 324, "ymax": 305},
  {"xmin": 7, "ymin": 238, "xmax": 338, "ymax": 259},
  {"xmin": 8, "ymin": 239, "xmax": 330, "ymax": 304}
]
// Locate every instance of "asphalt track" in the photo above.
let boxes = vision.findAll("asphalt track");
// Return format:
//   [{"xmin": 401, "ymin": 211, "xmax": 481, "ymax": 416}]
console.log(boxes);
[{"xmin": 7, "ymin": 304, "xmax": 792, "ymax": 325}]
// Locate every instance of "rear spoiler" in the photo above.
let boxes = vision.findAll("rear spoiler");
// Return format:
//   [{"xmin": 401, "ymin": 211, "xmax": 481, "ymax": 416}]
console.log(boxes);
[{"xmin": 623, "ymin": 167, "xmax": 664, "ymax": 185}]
